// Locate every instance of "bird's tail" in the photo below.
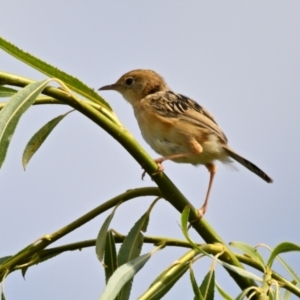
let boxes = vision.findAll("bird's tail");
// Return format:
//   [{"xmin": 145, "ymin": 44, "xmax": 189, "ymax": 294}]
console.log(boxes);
[{"xmin": 222, "ymin": 146, "xmax": 273, "ymax": 183}]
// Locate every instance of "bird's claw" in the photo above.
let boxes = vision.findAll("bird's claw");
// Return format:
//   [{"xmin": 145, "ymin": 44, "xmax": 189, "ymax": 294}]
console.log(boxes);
[{"xmin": 141, "ymin": 163, "xmax": 164, "ymax": 180}]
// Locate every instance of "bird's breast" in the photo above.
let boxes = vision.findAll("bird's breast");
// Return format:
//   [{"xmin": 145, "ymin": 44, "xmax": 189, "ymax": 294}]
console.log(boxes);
[
  {"xmin": 133, "ymin": 104, "xmax": 230, "ymax": 165},
  {"xmin": 134, "ymin": 107, "xmax": 180, "ymax": 156}
]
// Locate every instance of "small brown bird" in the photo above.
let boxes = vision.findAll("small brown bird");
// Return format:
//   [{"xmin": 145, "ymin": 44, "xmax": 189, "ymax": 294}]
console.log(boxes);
[{"xmin": 99, "ymin": 69, "xmax": 273, "ymax": 217}]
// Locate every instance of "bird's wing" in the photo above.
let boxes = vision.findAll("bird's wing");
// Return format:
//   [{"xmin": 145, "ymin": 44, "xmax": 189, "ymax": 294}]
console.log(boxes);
[{"xmin": 146, "ymin": 91, "xmax": 228, "ymax": 143}]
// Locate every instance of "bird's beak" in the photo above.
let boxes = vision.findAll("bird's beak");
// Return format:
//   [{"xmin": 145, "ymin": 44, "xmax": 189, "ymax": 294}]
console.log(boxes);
[{"xmin": 98, "ymin": 83, "xmax": 118, "ymax": 91}]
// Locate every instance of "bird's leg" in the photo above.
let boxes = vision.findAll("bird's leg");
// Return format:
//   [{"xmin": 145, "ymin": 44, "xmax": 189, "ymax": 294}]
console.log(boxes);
[
  {"xmin": 198, "ymin": 163, "xmax": 217, "ymax": 218},
  {"xmin": 141, "ymin": 152, "xmax": 195, "ymax": 180}
]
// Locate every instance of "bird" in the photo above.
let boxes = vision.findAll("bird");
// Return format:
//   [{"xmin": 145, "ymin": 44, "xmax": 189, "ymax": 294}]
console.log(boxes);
[{"xmin": 98, "ymin": 69, "xmax": 273, "ymax": 218}]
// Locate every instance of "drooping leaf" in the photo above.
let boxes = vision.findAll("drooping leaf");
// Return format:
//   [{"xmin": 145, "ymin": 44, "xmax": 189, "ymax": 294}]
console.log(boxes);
[
  {"xmin": 276, "ymin": 255, "xmax": 300, "ymax": 286},
  {"xmin": 140, "ymin": 250, "xmax": 196, "ymax": 300},
  {"xmin": 1, "ymin": 290, "xmax": 5, "ymax": 300},
  {"xmin": 214, "ymin": 258, "xmax": 262, "ymax": 283},
  {"xmin": 0, "ymin": 86, "xmax": 17, "ymax": 98},
  {"xmin": 144, "ymin": 264, "xmax": 189, "ymax": 300},
  {"xmin": 199, "ymin": 270, "xmax": 215, "ymax": 300},
  {"xmin": 104, "ymin": 230, "xmax": 117, "ymax": 283},
  {"xmin": 267, "ymin": 242, "xmax": 300, "ymax": 268},
  {"xmin": 117, "ymin": 198, "xmax": 159, "ymax": 265},
  {"xmin": 0, "ymin": 36, "xmax": 111, "ymax": 108},
  {"xmin": 0, "ymin": 79, "xmax": 50, "ymax": 168},
  {"xmin": 230, "ymin": 241, "xmax": 265, "ymax": 270},
  {"xmin": 283, "ymin": 289, "xmax": 291, "ymax": 300},
  {"xmin": 117, "ymin": 213, "xmax": 147, "ymax": 267},
  {"xmin": 96, "ymin": 204, "xmax": 119, "ymax": 264},
  {"xmin": 181, "ymin": 206, "xmax": 210, "ymax": 256},
  {"xmin": 99, "ymin": 253, "xmax": 152, "ymax": 300},
  {"xmin": 22, "ymin": 110, "xmax": 73, "ymax": 169},
  {"xmin": 271, "ymin": 281, "xmax": 281, "ymax": 300},
  {"xmin": 117, "ymin": 198, "xmax": 159, "ymax": 300},
  {"xmin": 190, "ymin": 266, "xmax": 203, "ymax": 300}
]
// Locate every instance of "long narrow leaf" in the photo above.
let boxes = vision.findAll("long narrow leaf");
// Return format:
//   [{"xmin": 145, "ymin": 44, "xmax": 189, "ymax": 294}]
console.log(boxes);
[
  {"xmin": 99, "ymin": 253, "xmax": 152, "ymax": 300},
  {"xmin": 283, "ymin": 289, "xmax": 291, "ymax": 300},
  {"xmin": 0, "ymin": 86, "xmax": 17, "ymax": 98},
  {"xmin": 140, "ymin": 249, "xmax": 197, "ymax": 300},
  {"xmin": 118, "ymin": 198, "xmax": 159, "ymax": 266},
  {"xmin": 230, "ymin": 241, "xmax": 265, "ymax": 270},
  {"xmin": 0, "ymin": 257, "xmax": 11, "ymax": 265},
  {"xmin": 276, "ymin": 255, "xmax": 300, "ymax": 285},
  {"xmin": 215, "ymin": 282, "xmax": 233, "ymax": 300},
  {"xmin": 199, "ymin": 270, "xmax": 215, "ymax": 300},
  {"xmin": 0, "ymin": 36, "xmax": 110, "ymax": 108},
  {"xmin": 267, "ymin": 242, "xmax": 300, "ymax": 268},
  {"xmin": 96, "ymin": 204, "xmax": 120, "ymax": 264},
  {"xmin": 117, "ymin": 199, "xmax": 159, "ymax": 300},
  {"xmin": 22, "ymin": 110, "xmax": 74, "ymax": 169},
  {"xmin": 190, "ymin": 266, "xmax": 203, "ymax": 300},
  {"xmin": 235, "ymin": 287, "xmax": 259, "ymax": 300},
  {"xmin": 141, "ymin": 263, "xmax": 189, "ymax": 300},
  {"xmin": 104, "ymin": 231, "xmax": 117, "ymax": 283},
  {"xmin": 0, "ymin": 79, "xmax": 50, "ymax": 168}
]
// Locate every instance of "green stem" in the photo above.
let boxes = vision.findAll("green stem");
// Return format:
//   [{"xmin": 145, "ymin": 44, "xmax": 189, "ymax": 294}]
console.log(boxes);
[
  {"xmin": 0, "ymin": 187, "xmax": 161, "ymax": 279},
  {"xmin": 40, "ymin": 239, "xmax": 300, "ymax": 297},
  {"xmin": 0, "ymin": 72, "xmax": 256, "ymax": 295}
]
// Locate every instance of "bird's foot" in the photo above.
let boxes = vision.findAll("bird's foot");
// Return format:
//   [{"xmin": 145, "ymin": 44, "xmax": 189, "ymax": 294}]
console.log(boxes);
[
  {"xmin": 187, "ymin": 206, "xmax": 206, "ymax": 229},
  {"xmin": 141, "ymin": 161, "xmax": 165, "ymax": 180}
]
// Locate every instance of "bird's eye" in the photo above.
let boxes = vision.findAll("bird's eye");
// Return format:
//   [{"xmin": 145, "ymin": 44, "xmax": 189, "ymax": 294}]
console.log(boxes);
[{"xmin": 125, "ymin": 78, "xmax": 134, "ymax": 86}]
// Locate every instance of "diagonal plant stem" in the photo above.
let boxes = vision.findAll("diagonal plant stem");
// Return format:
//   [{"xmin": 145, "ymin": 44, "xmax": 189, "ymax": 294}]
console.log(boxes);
[{"xmin": 0, "ymin": 72, "xmax": 257, "ymax": 295}]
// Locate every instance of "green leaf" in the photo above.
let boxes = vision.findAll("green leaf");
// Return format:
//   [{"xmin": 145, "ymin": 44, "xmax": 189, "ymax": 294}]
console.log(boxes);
[
  {"xmin": 181, "ymin": 205, "xmax": 190, "ymax": 236},
  {"xmin": 22, "ymin": 110, "xmax": 73, "ymax": 169},
  {"xmin": 117, "ymin": 199, "xmax": 159, "ymax": 300},
  {"xmin": 117, "ymin": 198, "xmax": 159, "ymax": 266},
  {"xmin": 180, "ymin": 206, "xmax": 210, "ymax": 256},
  {"xmin": 267, "ymin": 242, "xmax": 300, "ymax": 268},
  {"xmin": 272, "ymin": 281, "xmax": 281, "ymax": 300},
  {"xmin": 216, "ymin": 258, "xmax": 263, "ymax": 282},
  {"xmin": 0, "ymin": 257, "xmax": 11, "ymax": 265},
  {"xmin": 230, "ymin": 241, "xmax": 265, "ymax": 270},
  {"xmin": 99, "ymin": 253, "xmax": 152, "ymax": 300},
  {"xmin": 117, "ymin": 214, "xmax": 146, "ymax": 267},
  {"xmin": 276, "ymin": 255, "xmax": 300, "ymax": 286},
  {"xmin": 96, "ymin": 203, "xmax": 119, "ymax": 264},
  {"xmin": 235, "ymin": 287, "xmax": 258, "ymax": 300},
  {"xmin": 190, "ymin": 266, "xmax": 203, "ymax": 300},
  {"xmin": 0, "ymin": 86, "xmax": 17, "ymax": 98},
  {"xmin": 283, "ymin": 289, "xmax": 291, "ymax": 300},
  {"xmin": 215, "ymin": 282, "xmax": 233, "ymax": 300},
  {"xmin": 139, "ymin": 249, "xmax": 197, "ymax": 300},
  {"xmin": 0, "ymin": 36, "xmax": 111, "ymax": 108},
  {"xmin": 141, "ymin": 260, "xmax": 189, "ymax": 300},
  {"xmin": 0, "ymin": 79, "xmax": 50, "ymax": 168},
  {"xmin": 104, "ymin": 230, "xmax": 117, "ymax": 283},
  {"xmin": 1, "ymin": 290, "xmax": 5, "ymax": 300},
  {"xmin": 199, "ymin": 270, "xmax": 215, "ymax": 300}
]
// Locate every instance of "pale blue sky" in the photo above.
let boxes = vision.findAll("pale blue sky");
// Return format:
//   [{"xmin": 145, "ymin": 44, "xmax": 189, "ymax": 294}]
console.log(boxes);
[{"xmin": 1, "ymin": 1, "xmax": 300, "ymax": 299}]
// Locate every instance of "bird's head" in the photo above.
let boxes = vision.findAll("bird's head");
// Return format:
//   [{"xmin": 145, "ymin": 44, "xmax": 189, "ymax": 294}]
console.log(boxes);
[{"xmin": 98, "ymin": 69, "xmax": 169, "ymax": 105}]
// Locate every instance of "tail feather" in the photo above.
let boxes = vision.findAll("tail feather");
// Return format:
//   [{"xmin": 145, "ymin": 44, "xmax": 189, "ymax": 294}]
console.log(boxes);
[{"xmin": 223, "ymin": 146, "xmax": 273, "ymax": 183}]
